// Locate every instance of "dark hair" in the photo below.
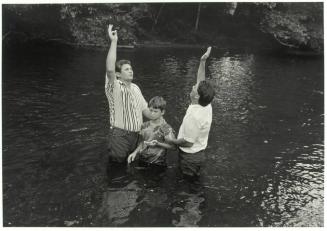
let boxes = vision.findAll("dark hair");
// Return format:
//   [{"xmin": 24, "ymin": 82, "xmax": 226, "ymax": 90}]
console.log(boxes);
[
  {"xmin": 115, "ymin": 59, "xmax": 131, "ymax": 72},
  {"xmin": 197, "ymin": 80, "xmax": 215, "ymax": 107},
  {"xmin": 149, "ymin": 96, "xmax": 166, "ymax": 111}
]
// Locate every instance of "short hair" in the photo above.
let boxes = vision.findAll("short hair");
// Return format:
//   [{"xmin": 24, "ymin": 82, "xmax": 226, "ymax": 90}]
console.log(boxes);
[
  {"xmin": 115, "ymin": 59, "xmax": 131, "ymax": 73},
  {"xmin": 149, "ymin": 96, "xmax": 167, "ymax": 111},
  {"xmin": 197, "ymin": 80, "xmax": 215, "ymax": 107}
]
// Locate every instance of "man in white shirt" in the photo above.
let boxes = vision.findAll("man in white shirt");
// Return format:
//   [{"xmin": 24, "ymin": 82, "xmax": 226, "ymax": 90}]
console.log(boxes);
[{"xmin": 165, "ymin": 47, "xmax": 215, "ymax": 177}]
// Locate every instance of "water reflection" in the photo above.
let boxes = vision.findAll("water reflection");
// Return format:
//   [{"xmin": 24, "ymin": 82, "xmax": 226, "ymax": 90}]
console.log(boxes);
[
  {"xmin": 210, "ymin": 54, "xmax": 255, "ymax": 106},
  {"xmin": 172, "ymin": 183, "xmax": 205, "ymax": 227},
  {"xmin": 2, "ymin": 46, "xmax": 324, "ymax": 227},
  {"xmin": 260, "ymin": 142, "xmax": 324, "ymax": 226},
  {"xmin": 97, "ymin": 180, "xmax": 141, "ymax": 226}
]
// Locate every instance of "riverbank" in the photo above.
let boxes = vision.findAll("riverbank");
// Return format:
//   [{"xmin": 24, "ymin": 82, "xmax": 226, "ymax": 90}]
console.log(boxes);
[
  {"xmin": 3, "ymin": 3, "xmax": 323, "ymax": 56},
  {"xmin": 3, "ymin": 39, "xmax": 324, "ymax": 57}
]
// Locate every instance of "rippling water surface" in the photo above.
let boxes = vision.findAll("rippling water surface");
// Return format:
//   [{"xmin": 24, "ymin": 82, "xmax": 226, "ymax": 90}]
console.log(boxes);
[{"xmin": 2, "ymin": 45, "xmax": 324, "ymax": 227}]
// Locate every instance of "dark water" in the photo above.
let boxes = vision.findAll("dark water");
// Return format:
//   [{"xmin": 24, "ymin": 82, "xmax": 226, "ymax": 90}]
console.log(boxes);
[{"xmin": 2, "ymin": 45, "xmax": 324, "ymax": 227}]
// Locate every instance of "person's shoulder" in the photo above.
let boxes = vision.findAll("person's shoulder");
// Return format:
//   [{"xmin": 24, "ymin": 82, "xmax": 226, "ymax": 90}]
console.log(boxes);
[
  {"xmin": 131, "ymin": 82, "xmax": 144, "ymax": 93},
  {"xmin": 188, "ymin": 107, "xmax": 206, "ymax": 122},
  {"xmin": 161, "ymin": 120, "xmax": 175, "ymax": 133},
  {"xmin": 195, "ymin": 104, "xmax": 212, "ymax": 114},
  {"xmin": 195, "ymin": 105, "xmax": 212, "ymax": 126},
  {"xmin": 188, "ymin": 105, "xmax": 201, "ymax": 115},
  {"xmin": 204, "ymin": 104, "xmax": 213, "ymax": 115},
  {"xmin": 206, "ymin": 103, "xmax": 212, "ymax": 110},
  {"xmin": 105, "ymin": 78, "xmax": 119, "ymax": 93},
  {"xmin": 131, "ymin": 82, "xmax": 141, "ymax": 89},
  {"xmin": 108, "ymin": 78, "xmax": 120, "ymax": 87},
  {"xmin": 161, "ymin": 121, "xmax": 171, "ymax": 129},
  {"xmin": 141, "ymin": 121, "xmax": 151, "ymax": 129}
]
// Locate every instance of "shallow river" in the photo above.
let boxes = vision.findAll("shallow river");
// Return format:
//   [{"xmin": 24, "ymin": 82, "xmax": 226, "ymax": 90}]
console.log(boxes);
[{"xmin": 2, "ymin": 45, "xmax": 324, "ymax": 227}]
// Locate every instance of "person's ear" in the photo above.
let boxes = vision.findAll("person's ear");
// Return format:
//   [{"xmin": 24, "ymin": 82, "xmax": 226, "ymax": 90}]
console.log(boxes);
[
  {"xmin": 162, "ymin": 109, "xmax": 165, "ymax": 116},
  {"xmin": 116, "ymin": 72, "xmax": 121, "ymax": 78}
]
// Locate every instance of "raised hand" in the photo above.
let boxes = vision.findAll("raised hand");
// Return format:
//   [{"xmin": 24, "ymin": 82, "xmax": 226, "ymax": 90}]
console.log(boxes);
[
  {"xmin": 200, "ymin": 47, "xmax": 212, "ymax": 61},
  {"xmin": 108, "ymin": 24, "xmax": 118, "ymax": 42}
]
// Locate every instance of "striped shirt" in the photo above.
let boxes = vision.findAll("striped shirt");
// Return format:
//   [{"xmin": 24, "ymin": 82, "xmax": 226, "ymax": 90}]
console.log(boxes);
[{"xmin": 105, "ymin": 75, "xmax": 148, "ymax": 132}]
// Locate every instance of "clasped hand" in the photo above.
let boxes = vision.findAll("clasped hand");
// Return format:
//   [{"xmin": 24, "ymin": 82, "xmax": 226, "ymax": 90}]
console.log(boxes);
[
  {"xmin": 144, "ymin": 140, "xmax": 158, "ymax": 147},
  {"xmin": 127, "ymin": 140, "xmax": 158, "ymax": 164}
]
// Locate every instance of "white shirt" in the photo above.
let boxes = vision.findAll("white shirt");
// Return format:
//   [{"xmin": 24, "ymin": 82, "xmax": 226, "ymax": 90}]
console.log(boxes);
[{"xmin": 178, "ymin": 104, "xmax": 212, "ymax": 153}]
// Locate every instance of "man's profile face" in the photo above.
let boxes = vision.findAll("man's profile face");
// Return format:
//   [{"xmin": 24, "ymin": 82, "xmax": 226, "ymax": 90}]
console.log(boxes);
[{"xmin": 190, "ymin": 84, "xmax": 199, "ymax": 100}]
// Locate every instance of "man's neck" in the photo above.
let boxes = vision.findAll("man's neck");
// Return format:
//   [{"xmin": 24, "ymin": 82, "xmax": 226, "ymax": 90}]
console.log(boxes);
[
  {"xmin": 190, "ymin": 98, "xmax": 199, "ymax": 105},
  {"xmin": 120, "ymin": 79, "xmax": 132, "ymax": 87}
]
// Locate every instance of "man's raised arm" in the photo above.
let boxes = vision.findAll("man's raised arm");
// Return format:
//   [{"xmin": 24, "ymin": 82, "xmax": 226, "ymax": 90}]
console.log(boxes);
[
  {"xmin": 106, "ymin": 24, "xmax": 118, "ymax": 84},
  {"xmin": 196, "ymin": 47, "xmax": 211, "ymax": 85}
]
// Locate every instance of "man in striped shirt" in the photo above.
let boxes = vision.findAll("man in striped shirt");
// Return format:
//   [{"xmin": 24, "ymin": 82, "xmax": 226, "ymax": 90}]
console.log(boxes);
[{"xmin": 105, "ymin": 24, "xmax": 154, "ymax": 163}]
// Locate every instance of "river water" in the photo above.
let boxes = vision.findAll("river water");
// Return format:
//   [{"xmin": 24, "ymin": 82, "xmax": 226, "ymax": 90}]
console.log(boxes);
[{"xmin": 2, "ymin": 45, "xmax": 324, "ymax": 227}]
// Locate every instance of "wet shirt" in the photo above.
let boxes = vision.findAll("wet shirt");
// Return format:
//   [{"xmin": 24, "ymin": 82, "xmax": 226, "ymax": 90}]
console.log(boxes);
[
  {"xmin": 178, "ymin": 104, "xmax": 212, "ymax": 153},
  {"xmin": 138, "ymin": 119, "xmax": 175, "ymax": 166},
  {"xmin": 105, "ymin": 75, "xmax": 148, "ymax": 132}
]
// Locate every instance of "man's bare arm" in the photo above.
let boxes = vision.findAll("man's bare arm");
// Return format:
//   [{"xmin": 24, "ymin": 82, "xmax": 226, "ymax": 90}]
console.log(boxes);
[
  {"xmin": 127, "ymin": 142, "xmax": 144, "ymax": 164},
  {"xmin": 197, "ymin": 47, "xmax": 211, "ymax": 85},
  {"xmin": 165, "ymin": 136, "xmax": 193, "ymax": 148},
  {"xmin": 106, "ymin": 24, "xmax": 118, "ymax": 84},
  {"xmin": 146, "ymin": 140, "xmax": 176, "ymax": 150}
]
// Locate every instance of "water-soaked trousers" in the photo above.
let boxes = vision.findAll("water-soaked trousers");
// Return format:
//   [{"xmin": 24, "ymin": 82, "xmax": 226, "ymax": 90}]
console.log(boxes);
[
  {"xmin": 178, "ymin": 149, "xmax": 205, "ymax": 177},
  {"xmin": 107, "ymin": 126, "xmax": 140, "ymax": 163}
]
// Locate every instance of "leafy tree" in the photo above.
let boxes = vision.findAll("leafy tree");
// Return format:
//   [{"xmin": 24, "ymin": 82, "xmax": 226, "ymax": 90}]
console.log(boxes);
[
  {"xmin": 59, "ymin": 3, "xmax": 152, "ymax": 46},
  {"xmin": 2, "ymin": 3, "xmax": 323, "ymax": 53},
  {"xmin": 256, "ymin": 2, "xmax": 323, "ymax": 51}
]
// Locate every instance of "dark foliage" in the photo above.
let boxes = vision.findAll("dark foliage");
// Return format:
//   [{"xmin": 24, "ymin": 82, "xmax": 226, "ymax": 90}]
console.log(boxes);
[{"xmin": 2, "ymin": 3, "xmax": 323, "ymax": 53}]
